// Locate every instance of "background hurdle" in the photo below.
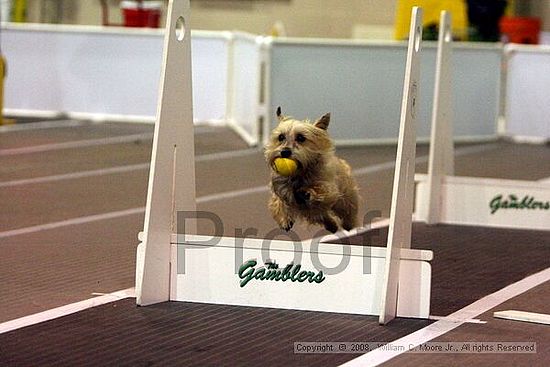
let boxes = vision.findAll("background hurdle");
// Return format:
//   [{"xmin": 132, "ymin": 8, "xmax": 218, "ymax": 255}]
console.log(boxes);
[
  {"xmin": 415, "ymin": 12, "xmax": 550, "ymax": 231},
  {"xmin": 136, "ymin": 0, "xmax": 432, "ymax": 323},
  {"xmin": 424, "ymin": 11, "xmax": 454, "ymax": 226}
]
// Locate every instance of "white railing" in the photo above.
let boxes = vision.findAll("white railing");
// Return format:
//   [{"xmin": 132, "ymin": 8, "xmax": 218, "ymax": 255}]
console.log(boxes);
[
  {"xmin": 267, "ymin": 37, "xmax": 502, "ymax": 145},
  {"xmin": 4, "ymin": 22, "xmax": 549, "ymax": 145},
  {"xmin": 504, "ymin": 44, "xmax": 550, "ymax": 142}
]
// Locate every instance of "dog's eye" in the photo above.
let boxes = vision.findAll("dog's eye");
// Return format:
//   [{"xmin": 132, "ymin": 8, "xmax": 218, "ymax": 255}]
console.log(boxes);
[
  {"xmin": 296, "ymin": 134, "xmax": 306, "ymax": 143},
  {"xmin": 278, "ymin": 134, "xmax": 285, "ymax": 142}
]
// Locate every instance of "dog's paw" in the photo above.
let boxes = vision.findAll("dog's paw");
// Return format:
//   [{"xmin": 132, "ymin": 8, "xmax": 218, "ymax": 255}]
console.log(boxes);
[
  {"xmin": 324, "ymin": 221, "xmax": 339, "ymax": 234},
  {"xmin": 342, "ymin": 222, "xmax": 354, "ymax": 231},
  {"xmin": 281, "ymin": 220, "xmax": 294, "ymax": 232},
  {"xmin": 294, "ymin": 190, "xmax": 311, "ymax": 205},
  {"xmin": 322, "ymin": 215, "xmax": 340, "ymax": 233}
]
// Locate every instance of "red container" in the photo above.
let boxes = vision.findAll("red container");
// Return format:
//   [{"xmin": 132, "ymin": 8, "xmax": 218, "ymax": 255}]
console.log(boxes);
[
  {"xmin": 500, "ymin": 16, "xmax": 541, "ymax": 44},
  {"xmin": 121, "ymin": 1, "xmax": 162, "ymax": 28}
]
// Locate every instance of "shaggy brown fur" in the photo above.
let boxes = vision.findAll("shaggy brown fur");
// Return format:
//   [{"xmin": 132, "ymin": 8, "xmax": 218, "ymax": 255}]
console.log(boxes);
[{"xmin": 265, "ymin": 107, "xmax": 359, "ymax": 233}]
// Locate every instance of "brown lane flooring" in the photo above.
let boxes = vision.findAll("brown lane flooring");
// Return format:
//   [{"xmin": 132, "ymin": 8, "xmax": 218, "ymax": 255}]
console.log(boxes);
[
  {"xmin": 344, "ymin": 223, "xmax": 550, "ymax": 316},
  {"xmin": 1, "ymin": 215, "xmax": 142, "ymax": 319},
  {"xmin": 384, "ymin": 281, "xmax": 550, "ymax": 367},
  {"xmin": 0, "ymin": 121, "xmax": 153, "ymax": 150},
  {"xmin": 0, "ymin": 299, "xmax": 430, "ymax": 367},
  {"xmin": 1, "ymin": 121, "xmax": 549, "ymax": 366},
  {"xmin": 0, "ymin": 224, "xmax": 548, "ymax": 366}
]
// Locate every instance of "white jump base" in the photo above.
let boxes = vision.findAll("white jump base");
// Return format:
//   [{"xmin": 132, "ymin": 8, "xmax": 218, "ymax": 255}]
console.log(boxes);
[
  {"xmin": 493, "ymin": 310, "xmax": 550, "ymax": 325},
  {"xmin": 416, "ymin": 174, "xmax": 550, "ymax": 231},
  {"xmin": 170, "ymin": 235, "xmax": 432, "ymax": 318}
]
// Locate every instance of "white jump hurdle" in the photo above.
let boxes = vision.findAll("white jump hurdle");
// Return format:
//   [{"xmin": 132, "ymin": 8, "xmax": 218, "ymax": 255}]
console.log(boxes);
[
  {"xmin": 136, "ymin": 0, "xmax": 432, "ymax": 325},
  {"xmin": 379, "ymin": 7, "xmax": 424, "ymax": 325},
  {"xmin": 415, "ymin": 12, "xmax": 550, "ymax": 231}
]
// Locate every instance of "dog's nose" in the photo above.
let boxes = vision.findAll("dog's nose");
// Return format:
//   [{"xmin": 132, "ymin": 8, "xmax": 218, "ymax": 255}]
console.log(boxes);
[{"xmin": 280, "ymin": 148, "xmax": 292, "ymax": 158}]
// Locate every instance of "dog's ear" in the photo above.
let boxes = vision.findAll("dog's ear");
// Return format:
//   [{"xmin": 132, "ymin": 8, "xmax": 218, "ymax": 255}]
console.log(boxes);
[
  {"xmin": 314, "ymin": 113, "xmax": 330, "ymax": 130},
  {"xmin": 276, "ymin": 106, "xmax": 284, "ymax": 121}
]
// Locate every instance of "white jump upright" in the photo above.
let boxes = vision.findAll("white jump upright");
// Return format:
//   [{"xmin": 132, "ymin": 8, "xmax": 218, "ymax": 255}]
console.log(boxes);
[
  {"xmin": 415, "ymin": 12, "xmax": 550, "ymax": 231},
  {"xmin": 137, "ymin": 2, "xmax": 432, "ymax": 323},
  {"xmin": 424, "ymin": 11, "xmax": 454, "ymax": 225},
  {"xmin": 379, "ymin": 7, "xmax": 423, "ymax": 325},
  {"xmin": 136, "ymin": 0, "xmax": 197, "ymax": 306}
]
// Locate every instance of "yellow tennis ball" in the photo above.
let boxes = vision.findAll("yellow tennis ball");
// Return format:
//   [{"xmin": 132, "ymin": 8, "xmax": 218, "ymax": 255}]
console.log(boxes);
[{"xmin": 274, "ymin": 158, "xmax": 298, "ymax": 176}]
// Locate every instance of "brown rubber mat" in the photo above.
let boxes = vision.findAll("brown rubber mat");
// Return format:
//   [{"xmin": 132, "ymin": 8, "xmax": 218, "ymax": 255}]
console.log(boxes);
[
  {"xmin": 1, "ymin": 223, "xmax": 548, "ymax": 366},
  {"xmin": 0, "ymin": 214, "xmax": 142, "ymax": 322},
  {"xmin": 343, "ymin": 223, "xmax": 550, "ymax": 316},
  {"xmin": 0, "ymin": 298, "xmax": 430, "ymax": 367},
  {"xmin": 384, "ymin": 281, "xmax": 550, "ymax": 367},
  {"xmin": 194, "ymin": 124, "xmax": 250, "ymax": 154},
  {"xmin": 2, "ymin": 122, "xmax": 550, "ymax": 366},
  {"xmin": 0, "ymin": 122, "xmax": 153, "ymax": 150}
]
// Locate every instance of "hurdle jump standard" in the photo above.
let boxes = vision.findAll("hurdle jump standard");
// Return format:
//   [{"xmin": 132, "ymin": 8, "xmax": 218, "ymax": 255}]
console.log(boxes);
[
  {"xmin": 415, "ymin": 11, "xmax": 550, "ymax": 232},
  {"xmin": 135, "ymin": 0, "xmax": 432, "ymax": 325}
]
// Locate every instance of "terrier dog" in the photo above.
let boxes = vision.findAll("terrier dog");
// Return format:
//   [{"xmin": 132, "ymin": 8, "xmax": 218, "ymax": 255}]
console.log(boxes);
[{"xmin": 265, "ymin": 107, "xmax": 359, "ymax": 233}]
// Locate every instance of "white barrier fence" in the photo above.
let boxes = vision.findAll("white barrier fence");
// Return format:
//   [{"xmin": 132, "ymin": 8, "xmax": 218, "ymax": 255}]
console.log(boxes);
[
  {"xmin": 2, "ymin": 23, "xmax": 549, "ymax": 145},
  {"xmin": 504, "ymin": 45, "xmax": 550, "ymax": 142},
  {"xmin": 2, "ymin": 23, "xmax": 231, "ymax": 125},
  {"xmin": 267, "ymin": 39, "xmax": 501, "ymax": 145},
  {"xmin": 226, "ymin": 32, "xmax": 265, "ymax": 146}
]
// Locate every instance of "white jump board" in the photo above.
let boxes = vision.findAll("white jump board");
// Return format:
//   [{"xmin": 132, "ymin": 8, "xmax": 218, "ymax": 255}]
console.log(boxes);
[
  {"xmin": 494, "ymin": 310, "xmax": 550, "ymax": 325},
  {"xmin": 169, "ymin": 235, "xmax": 432, "ymax": 318},
  {"xmin": 416, "ymin": 174, "xmax": 550, "ymax": 231}
]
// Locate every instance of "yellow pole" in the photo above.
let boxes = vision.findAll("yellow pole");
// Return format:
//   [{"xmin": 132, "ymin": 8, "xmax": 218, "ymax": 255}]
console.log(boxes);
[
  {"xmin": 0, "ymin": 55, "xmax": 5, "ymax": 125},
  {"xmin": 13, "ymin": 0, "xmax": 26, "ymax": 23},
  {"xmin": 394, "ymin": 0, "xmax": 468, "ymax": 40},
  {"xmin": 506, "ymin": 0, "xmax": 516, "ymax": 16},
  {"xmin": 2, "ymin": 0, "xmax": 25, "ymax": 125},
  {"xmin": 0, "ymin": 55, "xmax": 15, "ymax": 125}
]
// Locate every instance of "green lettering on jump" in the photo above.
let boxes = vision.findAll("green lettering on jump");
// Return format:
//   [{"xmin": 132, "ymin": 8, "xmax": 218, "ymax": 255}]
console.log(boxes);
[
  {"xmin": 490, "ymin": 194, "xmax": 550, "ymax": 215},
  {"xmin": 237, "ymin": 260, "xmax": 326, "ymax": 288}
]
